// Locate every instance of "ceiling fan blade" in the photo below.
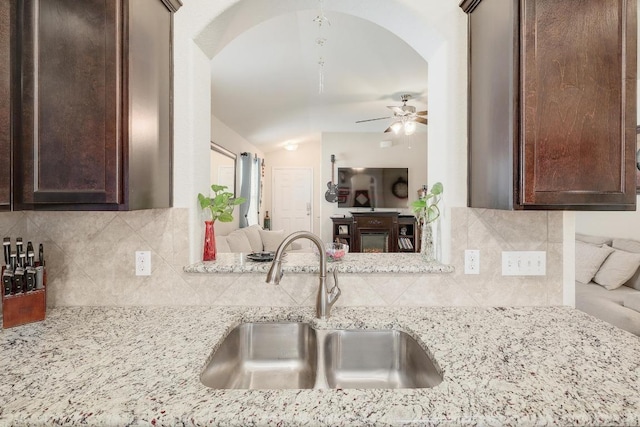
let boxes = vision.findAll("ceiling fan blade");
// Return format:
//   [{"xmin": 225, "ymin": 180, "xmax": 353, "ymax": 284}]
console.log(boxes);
[
  {"xmin": 387, "ymin": 106, "xmax": 404, "ymax": 115},
  {"xmin": 416, "ymin": 110, "xmax": 428, "ymax": 116},
  {"xmin": 414, "ymin": 117, "xmax": 428, "ymax": 125},
  {"xmin": 355, "ymin": 116, "xmax": 392, "ymax": 123},
  {"xmin": 383, "ymin": 126, "xmax": 393, "ymax": 133}
]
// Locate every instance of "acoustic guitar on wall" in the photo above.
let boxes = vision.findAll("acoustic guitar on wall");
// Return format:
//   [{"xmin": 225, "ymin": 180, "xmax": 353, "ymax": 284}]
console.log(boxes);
[{"xmin": 325, "ymin": 154, "xmax": 338, "ymax": 203}]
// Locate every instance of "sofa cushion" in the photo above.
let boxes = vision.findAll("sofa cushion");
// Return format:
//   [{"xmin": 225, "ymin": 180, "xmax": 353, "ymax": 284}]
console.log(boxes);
[
  {"xmin": 576, "ymin": 233, "xmax": 613, "ymax": 246},
  {"xmin": 226, "ymin": 229, "xmax": 253, "ymax": 253},
  {"xmin": 593, "ymin": 246, "xmax": 640, "ymax": 290},
  {"xmin": 612, "ymin": 238, "xmax": 640, "ymax": 291},
  {"xmin": 215, "ymin": 236, "xmax": 231, "ymax": 253},
  {"xmin": 575, "ymin": 281, "xmax": 640, "ymax": 336},
  {"xmin": 242, "ymin": 224, "xmax": 264, "ymax": 253},
  {"xmin": 259, "ymin": 229, "xmax": 285, "ymax": 252},
  {"xmin": 612, "ymin": 238, "xmax": 640, "ymax": 253},
  {"xmin": 624, "ymin": 293, "xmax": 640, "ymax": 313},
  {"xmin": 575, "ymin": 240, "xmax": 614, "ymax": 284}
]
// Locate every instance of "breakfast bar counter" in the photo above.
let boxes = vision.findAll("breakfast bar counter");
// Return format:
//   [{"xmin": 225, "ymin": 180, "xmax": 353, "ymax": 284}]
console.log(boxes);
[
  {"xmin": 184, "ymin": 252, "xmax": 455, "ymax": 274},
  {"xmin": 1, "ymin": 305, "xmax": 639, "ymax": 426}
]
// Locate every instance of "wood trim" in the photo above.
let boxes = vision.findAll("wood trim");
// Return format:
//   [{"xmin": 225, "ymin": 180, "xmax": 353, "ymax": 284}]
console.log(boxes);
[{"xmin": 121, "ymin": 0, "xmax": 130, "ymax": 209}]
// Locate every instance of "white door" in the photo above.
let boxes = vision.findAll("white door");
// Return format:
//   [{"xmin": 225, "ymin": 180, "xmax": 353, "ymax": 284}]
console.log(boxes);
[{"xmin": 272, "ymin": 168, "xmax": 313, "ymax": 245}]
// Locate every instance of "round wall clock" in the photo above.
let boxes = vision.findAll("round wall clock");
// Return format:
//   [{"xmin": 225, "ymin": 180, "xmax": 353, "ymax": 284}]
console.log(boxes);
[{"xmin": 391, "ymin": 177, "xmax": 409, "ymax": 199}]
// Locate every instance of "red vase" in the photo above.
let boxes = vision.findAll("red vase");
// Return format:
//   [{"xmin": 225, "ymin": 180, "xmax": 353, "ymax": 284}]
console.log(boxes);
[{"xmin": 203, "ymin": 220, "xmax": 217, "ymax": 261}]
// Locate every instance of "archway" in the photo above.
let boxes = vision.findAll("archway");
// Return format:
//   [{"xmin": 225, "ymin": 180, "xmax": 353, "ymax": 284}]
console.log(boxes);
[{"xmin": 173, "ymin": 0, "xmax": 467, "ymax": 263}]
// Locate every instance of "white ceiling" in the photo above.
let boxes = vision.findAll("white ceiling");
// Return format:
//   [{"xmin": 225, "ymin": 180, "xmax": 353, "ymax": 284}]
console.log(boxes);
[{"xmin": 210, "ymin": 9, "xmax": 429, "ymax": 152}]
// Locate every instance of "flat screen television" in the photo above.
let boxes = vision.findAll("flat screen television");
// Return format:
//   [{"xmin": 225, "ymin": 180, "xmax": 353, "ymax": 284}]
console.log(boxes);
[{"xmin": 336, "ymin": 167, "xmax": 409, "ymax": 209}]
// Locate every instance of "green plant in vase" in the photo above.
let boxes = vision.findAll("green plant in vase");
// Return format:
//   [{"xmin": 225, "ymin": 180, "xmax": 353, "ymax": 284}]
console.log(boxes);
[
  {"xmin": 197, "ymin": 184, "xmax": 246, "ymax": 261},
  {"xmin": 411, "ymin": 182, "xmax": 443, "ymax": 262}
]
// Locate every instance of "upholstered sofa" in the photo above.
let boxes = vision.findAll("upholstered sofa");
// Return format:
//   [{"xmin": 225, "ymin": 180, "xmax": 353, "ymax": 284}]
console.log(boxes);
[
  {"xmin": 575, "ymin": 233, "xmax": 640, "ymax": 336},
  {"xmin": 215, "ymin": 224, "xmax": 309, "ymax": 253}
]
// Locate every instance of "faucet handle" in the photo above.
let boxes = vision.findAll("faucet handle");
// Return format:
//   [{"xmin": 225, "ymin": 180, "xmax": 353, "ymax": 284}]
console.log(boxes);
[{"xmin": 328, "ymin": 269, "xmax": 341, "ymax": 303}]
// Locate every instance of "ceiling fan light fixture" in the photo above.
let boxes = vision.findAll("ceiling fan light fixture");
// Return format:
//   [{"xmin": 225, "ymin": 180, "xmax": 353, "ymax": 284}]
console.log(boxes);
[
  {"xmin": 404, "ymin": 120, "xmax": 417, "ymax": 135},
  {"xmin": 356, "ymin": 94, "xmax": 427, "ymax": 134},
  {"xmin": 390, "ymin": 121, "xmax": 403, "ymax": 134}
]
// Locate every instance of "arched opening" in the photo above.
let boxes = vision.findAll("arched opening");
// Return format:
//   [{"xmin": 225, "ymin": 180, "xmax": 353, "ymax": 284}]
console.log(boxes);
[{"xmin": 174, "ymin": 0, "xmax": 467, "ymax": 263}]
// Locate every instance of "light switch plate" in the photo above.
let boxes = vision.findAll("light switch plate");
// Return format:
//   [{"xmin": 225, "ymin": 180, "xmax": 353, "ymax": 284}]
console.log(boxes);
[
  {"xmin": 502, "ymin": 251, "xmax": 546, "ymax": 276},
  {"xmin": 135, "ymin": 251, "xmax": 151, "ymax": 276}
]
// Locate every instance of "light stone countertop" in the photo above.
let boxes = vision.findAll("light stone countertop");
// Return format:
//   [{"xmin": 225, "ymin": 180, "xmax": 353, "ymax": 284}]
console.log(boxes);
[
  {"xmin": 1, "ymin": 305, "xmax": 640, "ymax": 426},
  {"xmin": 184, "ymin": 252, "xmax": 455, "ymax": 274}
]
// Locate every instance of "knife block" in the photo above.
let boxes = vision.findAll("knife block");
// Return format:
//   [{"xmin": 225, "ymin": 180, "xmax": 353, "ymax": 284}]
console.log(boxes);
[{"xmin": 1, "ymin": 265, "xmax": 46, "ymax": 329}]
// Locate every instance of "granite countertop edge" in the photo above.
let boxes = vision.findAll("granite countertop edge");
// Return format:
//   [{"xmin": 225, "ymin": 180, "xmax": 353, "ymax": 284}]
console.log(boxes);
[{"xmin": 184, "ymin": 252, "xmax": 455, "ymax": 274}]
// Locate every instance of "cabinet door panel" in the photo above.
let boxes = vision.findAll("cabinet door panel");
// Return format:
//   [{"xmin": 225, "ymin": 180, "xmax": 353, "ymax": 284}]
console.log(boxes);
[
  {"xmin": 0, "ymin": 2, "xmax": 11, "ymax": 209},
  {"xmin": 16, "ymin": 0, "xmax": 121, "ymax": 206},
  {"xmin": 520, "ymin": 0, "xmax": 636, "ymax": 207}
]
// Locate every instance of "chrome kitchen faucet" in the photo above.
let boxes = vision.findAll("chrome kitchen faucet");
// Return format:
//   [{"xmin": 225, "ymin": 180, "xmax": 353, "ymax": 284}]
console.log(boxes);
[{"xmin": 266, "ymin": 231, "xmax": 341, "ymax": 319}]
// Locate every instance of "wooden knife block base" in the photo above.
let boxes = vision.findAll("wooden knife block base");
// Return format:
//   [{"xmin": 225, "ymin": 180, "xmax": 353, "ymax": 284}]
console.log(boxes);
[{"xmin": 1, "ymin": 266, "xmax": 46, "ymax": 329}]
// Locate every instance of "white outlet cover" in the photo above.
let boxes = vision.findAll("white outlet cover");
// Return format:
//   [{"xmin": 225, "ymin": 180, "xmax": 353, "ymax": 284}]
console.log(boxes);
[
  {"xmin": 464, "ymin": 249, "xmax": 480, "ymax": 275},
  {"xmin": 135, "ymin": 251, "xmax": 151, "ymax": 276}
]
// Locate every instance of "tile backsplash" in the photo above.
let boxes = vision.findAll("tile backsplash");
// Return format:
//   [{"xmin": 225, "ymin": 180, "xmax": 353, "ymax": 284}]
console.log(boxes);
[{"xmin": 0, "ymin": 207, "xmax": 563, "ymax": 308}]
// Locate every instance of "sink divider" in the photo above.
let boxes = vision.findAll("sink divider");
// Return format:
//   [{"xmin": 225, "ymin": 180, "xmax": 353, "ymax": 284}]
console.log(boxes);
[{"xmin": 312, "ymin": 328, "xmax": 330, "ymax": 390}]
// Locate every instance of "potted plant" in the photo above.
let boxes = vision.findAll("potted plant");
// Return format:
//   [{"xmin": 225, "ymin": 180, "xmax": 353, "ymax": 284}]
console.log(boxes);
[
  {"xmin": 411, "ymin": 182, "xmax": 443, "ymax": 262},
  {"xmin": 197, "ymin": 184, "xmax": 246, "ymax": 261}
]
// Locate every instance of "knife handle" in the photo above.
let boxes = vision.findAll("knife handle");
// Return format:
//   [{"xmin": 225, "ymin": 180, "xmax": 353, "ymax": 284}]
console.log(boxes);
[
  {"xmin": 39, "ymin": 243, "xmax": 45, "ymax": 267},
  {"xmin": 25, "ymin": 267, "xmax": 36, "ymax": 292},
  {"xmin": 35, "ymin": 266, "xmax": 44, "ymax": 290},
  {"xmin": 13, "ymin": 268, "xmax": 24, "ymax": 294},
  {"xmin": 2, "ymin": 270, "xmax": 12, "ymax": 296},
  {"xmin": 3, "ymin": 237, "xmax": 10, "ymax": 266}
]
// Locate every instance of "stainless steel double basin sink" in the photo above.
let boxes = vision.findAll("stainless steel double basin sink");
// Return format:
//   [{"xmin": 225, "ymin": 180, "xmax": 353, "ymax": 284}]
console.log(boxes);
[{"xmin": 200, "ymin": 322, "xmax": 443, "ymax": 390}]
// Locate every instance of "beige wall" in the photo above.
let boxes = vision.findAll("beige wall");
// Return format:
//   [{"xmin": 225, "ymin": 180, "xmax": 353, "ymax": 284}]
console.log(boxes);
[
  {"xmin": 575, "ymin": 201, "xmax": 640, "ymax": 240},
  {"xmin": 0, "ymin": 207, "xmax": 562, "ymax": 308}
]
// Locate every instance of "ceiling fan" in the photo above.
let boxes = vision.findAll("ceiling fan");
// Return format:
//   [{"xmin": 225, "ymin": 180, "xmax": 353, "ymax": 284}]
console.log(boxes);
[{"xmin": 356, "ymin": 94, "xmax": 428, "ymax": 134}]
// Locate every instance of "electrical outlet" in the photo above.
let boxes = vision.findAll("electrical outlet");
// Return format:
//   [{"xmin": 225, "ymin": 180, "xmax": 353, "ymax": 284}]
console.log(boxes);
[
  {"xmin": 464, "ymin": 249, "xmax": 480, "ymax": 274},
  {"xmin": 135, "ymin": 251, "xmax": 151, "ymax": 276}
]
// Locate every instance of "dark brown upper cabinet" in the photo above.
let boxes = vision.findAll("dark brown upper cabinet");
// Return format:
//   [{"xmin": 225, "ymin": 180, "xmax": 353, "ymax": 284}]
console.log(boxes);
[
  {"xmin": 461, "ymin": 0, "xmax": 637, "ymax": 210},
  {"xmin": 10, "ymin": 0, "xmax": 181, "ymax": 211},
  {"xmin": 0, "ymin": 2, "xmax": 12, "ymax": 211}
]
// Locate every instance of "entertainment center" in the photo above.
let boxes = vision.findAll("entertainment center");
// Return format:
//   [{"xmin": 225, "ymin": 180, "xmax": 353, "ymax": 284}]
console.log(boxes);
[{"xmin": 331, "ymin": 212, "xmax": 420, "ymax": 253}]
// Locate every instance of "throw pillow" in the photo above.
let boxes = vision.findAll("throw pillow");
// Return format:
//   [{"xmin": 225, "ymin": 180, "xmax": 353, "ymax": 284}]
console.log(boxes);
[
  {"xmin": 623, "ymin": 293, "xmax": 640, "ymax": 313},
  {"xmin": 575, "ymin": 233, "xmax": 613, "ymax": 247},
  {"xmin": 226, "ymin": 229, "xmax": 253, "ymax": 253},
  {"xmin": 242, "ymin": 224, "xmax": 264, "ymax": 253},
  {"xmin": 575, "ymin": 240, "xmax": 614, "ymax": 284},
  {"xmin": 612, "ymin": 238, "xmax": 640, "ymax": 291},
  {"xmin": 612, "ymin": 238, "xmax": 640, "ymax": 253},
  {"xmin": 259, "ymin": 229, "xmax": 285, "ymax": 252},
  {"xmin": 593, "ymin": 246, "xmax": 640, "ymax": 290}
]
